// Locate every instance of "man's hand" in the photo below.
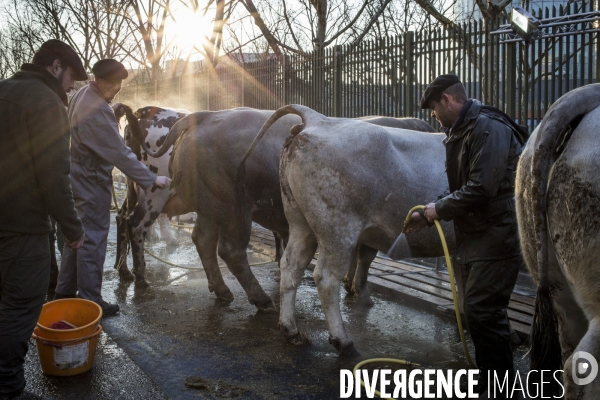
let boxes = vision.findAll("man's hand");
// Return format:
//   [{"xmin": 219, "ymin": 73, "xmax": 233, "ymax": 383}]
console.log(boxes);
[
  {"xmin": 154, "ymin": 176, "xmax": 171, "ymax": 189},
  {"xmin": 404, "ymin": 211, "xmax": 428, "ymax": 233},
  {"xmin": 423, "ymin": 202, "xmax": 440, "ymax": 223},
  {"xmin": 65, "ymin": 234, "xmax": 85, "ymax": 250}
]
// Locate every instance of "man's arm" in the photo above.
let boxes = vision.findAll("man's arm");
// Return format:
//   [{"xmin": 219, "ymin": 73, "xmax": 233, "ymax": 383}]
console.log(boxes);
[
  {"xmin": 29, "ymin": 99, "xmax": 84, "ymax": 242},
  {"xmin": 434, "ymin": 119, "xmax": 514, "ymax": 221},
  {"xmin": 82, "ymin": 108, "xmax": 158, "ymax": 189}
]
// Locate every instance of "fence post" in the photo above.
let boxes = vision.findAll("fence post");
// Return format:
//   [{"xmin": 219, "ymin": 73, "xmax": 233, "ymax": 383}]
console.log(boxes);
[
  {"xmin": 597, "ymin": 14, "xmax": 600, "ymax": 84},
  {"xmin": 281, "ymin": 55, "xmax": 289, "ymax": 105},
  {"xmin": 241, "ymin": 63, "xmax": 245, "ymax": 107},
  {"xmin": 403, "ymin": 31, "xmax": 415, "ymax": 117},
  {"xmin": 333, "ymin": 45, "xmax": 343, "ymax": 117},
  {"xmin": 206, "ymin": 72, "xmax": 211, "ymax": 111},
  {"xmin": 506, "ymin": 42, "xmax": 517, "ymax": 120}
]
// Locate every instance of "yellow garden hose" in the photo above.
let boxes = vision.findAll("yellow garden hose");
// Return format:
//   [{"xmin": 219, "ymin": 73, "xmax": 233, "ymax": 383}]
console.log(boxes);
[{"xmin": 353, "ymin": 205, "xmax": 475, "ymax": 399}]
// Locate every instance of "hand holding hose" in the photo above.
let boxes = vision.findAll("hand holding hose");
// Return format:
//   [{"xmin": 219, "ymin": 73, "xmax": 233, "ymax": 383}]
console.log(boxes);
[
  {"xmin": 404, "ymin": 202, "xmax": 439, "ymax": 233},
  {"xmin": 423, "ymin": 202, "xmax": 440, "ymax": 223},
  {"xmin": 403, "ymin": 212, "xmax": 428, "ymax": 233}
]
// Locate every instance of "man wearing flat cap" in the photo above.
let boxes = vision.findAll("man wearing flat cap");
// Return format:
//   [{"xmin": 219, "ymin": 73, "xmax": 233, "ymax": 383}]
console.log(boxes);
[
  {"xmin": 406, "ymin": 74, "xmax": 527, "ymax": 398},
  {"xmin": 54, "ymin": 59, "xmax": 171, "ymax": 316},
  {"xmin": 0, "ymin": 39, "xmax": 86, "ymax": 400}
]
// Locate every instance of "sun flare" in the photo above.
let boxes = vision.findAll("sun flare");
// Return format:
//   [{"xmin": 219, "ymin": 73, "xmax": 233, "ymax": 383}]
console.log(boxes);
[{"xmin": 169, "ymin": 6, "xmax": 214, "ymax": 54}]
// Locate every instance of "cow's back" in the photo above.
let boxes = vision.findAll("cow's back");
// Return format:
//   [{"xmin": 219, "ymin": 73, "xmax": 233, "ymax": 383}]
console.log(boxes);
[
  {"xmin": 171, "ymin": 108, "xmax": 300, "ymax": 230},
  {"xmin": 281, "ymin": 119, "xmax": 451, "ymax": 254},
  {"xmin": 357, "ymin": 116, "xmax": 436, "ymax": 132}
]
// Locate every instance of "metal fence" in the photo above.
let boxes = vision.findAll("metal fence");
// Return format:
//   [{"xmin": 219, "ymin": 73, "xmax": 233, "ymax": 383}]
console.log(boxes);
[{"xmin": 118, "ymin": 0, "xmax": 599, "ymax": 132}]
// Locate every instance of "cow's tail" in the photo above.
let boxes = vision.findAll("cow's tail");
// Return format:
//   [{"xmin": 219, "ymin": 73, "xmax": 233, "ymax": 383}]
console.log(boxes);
[
  {"xmin": 234, "ymin": 104, "xmax": 320, "ymax": 223},
  {"xmin": 529, "ymin": 83, "xmax": 600, "ymax": 384}
]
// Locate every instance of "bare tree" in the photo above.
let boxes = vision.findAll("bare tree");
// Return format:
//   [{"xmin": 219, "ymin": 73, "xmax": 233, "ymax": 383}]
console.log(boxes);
[
  {"xmin": 235, "ymin": 0, "xmax": 394, "ymax": 54},
  {"xmin": 128, "ymin": 0, "xmax": 174, "ymax": 86},
  {"xmin": 0, "ymin": 0, "xmax": 143, "ymax": 76}
]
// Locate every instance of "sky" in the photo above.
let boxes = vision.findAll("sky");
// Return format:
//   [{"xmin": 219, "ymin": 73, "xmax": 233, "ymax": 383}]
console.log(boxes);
[{"xmin": 168, "ymin": 2, "xmax": 217, "ymax": 55}]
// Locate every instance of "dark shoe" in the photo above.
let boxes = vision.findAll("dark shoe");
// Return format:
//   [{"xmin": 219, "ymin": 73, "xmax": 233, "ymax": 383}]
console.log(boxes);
[
  {"xmin": 98, "ymin": 300, "xmax": 120, "ymax": 316},
  {"xmin": 52, "ymin": 292, "xmax": 76, "ymax": 300}
]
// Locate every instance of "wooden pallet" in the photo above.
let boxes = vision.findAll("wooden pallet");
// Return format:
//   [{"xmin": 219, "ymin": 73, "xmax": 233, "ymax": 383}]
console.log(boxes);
[{"xmin": 249, "ymin": 225, "xmax": 535, "ymax": 340}]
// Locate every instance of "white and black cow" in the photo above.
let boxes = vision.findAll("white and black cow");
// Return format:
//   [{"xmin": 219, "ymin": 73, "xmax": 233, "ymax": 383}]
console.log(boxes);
[
  {"xmin": 113, "ymin": 105, "xmax": 191, "ymax": 286},
  {"xmin": 237, "ymin": 105, "xmax": 453, "ymax": 354},
  {"xmin": 516, "ymin": 83, "xmax": 600, "ymax": 399}
]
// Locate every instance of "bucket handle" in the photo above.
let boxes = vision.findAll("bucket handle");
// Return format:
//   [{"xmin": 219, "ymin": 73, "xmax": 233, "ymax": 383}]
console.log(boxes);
[{"xmin": 32, "ymin": 326, "xmax": 101, "ymax": 349}]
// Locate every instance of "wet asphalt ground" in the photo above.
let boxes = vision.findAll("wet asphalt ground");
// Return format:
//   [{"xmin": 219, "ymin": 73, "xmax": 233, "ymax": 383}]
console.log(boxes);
[{"xmin": 24, "ymin": 210, "xmax": 532, "ymax": 400}]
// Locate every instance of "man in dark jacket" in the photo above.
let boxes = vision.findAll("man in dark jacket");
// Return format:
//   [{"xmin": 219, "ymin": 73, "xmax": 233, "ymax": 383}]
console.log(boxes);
[
  {"xmin": 54, "ymin": 59, "xmax": 170, "ymax": 316},
  {"xmin": 407, "ymin": 74, "xmax": 523, "ymax": 398},
  {"xmin": 0, "ymin": 39, "xmax": 87, "ymax": 400}
]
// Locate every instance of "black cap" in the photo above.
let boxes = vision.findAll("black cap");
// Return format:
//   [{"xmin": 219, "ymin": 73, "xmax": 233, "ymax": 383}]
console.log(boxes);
[
  {"xmin": 92, "ymin": 59, "xmax": 128, "ymax": 81},
  {"xmin": 35, "ymin": 39, "xmax": 88, "ymax": 81},
  {"xmin": 420, "ymin": 74, "xmax": 462, "ymax": 109}
]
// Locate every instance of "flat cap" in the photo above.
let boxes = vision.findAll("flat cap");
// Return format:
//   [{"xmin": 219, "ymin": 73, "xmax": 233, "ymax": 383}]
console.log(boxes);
[
  {"xmin": 36, "ymin": 39, "xmax": 87, "ymax": 81},
  {"xmin": 420, "ymin": 73, "xmax": 461, "ymax": 109},
  {"xmin": 92, "ymin": 59, "xmax": 128, "ymax": 81}
]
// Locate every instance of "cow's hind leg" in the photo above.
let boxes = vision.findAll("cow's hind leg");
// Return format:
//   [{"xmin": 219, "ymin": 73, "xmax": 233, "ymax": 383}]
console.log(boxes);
[
  {"xmin": 191, "ymin": 217, "xmax": 233, "ymax": 301},
  {"xmin": 278, "ymin": 227, "xmax": 317, "ymax": 344},
  {"xmin": 343, "ymin": 244, "xmax": 377, "ymax": 305},
  {"xmin": 314, "ymin": 242, "xmax": 358, "ymax": 356},
  {"xmin": 274, "ymin": 231, "xmax": 286, "ymax": 265},
  {"xmin": 126, "ymin": 191, "xmax": 159, "ymax": 288},
  {"xmin": 563, "ymin": 317, "xmax": 600, "ymax": 400},
  {"xmin": 114, "ymin": 183, "xmax": 135, "ymax": 281},
  {"xmin": 217, "ymin": 227, "xmax": 274, "ymax": 311},
  {"xmin": 350, "ymin": 244, "xmax": 377, "ymax": 305}
]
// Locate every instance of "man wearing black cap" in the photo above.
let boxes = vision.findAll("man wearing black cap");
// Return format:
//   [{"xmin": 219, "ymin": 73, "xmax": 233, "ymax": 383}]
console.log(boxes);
[
  {"xmin": 406, "ymin": 74, "xmax": 526, "ymax": 398},
  {"xmin": 0, "ymin": 39, "xmax": 86, "ymax": 400},
  {"xmin": 54, "ymin": 59, "xmax": 171, "ymax": 316}
]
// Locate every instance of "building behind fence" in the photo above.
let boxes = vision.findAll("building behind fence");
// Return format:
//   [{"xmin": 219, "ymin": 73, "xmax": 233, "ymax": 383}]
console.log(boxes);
[{"xmin": 117, "ymin": 0, "xmax": 599, "ymax": 132}]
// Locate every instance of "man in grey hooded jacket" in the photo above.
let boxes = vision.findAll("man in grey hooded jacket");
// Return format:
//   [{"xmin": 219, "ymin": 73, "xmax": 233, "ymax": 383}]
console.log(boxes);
[{"xmin": 54, "ymin": 59, "xmax": 170, "ymax": 315}]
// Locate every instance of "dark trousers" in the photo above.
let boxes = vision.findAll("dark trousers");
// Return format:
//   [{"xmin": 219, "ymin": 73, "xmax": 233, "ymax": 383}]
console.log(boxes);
[
  {"xmin": 0, "ymin": 234, "xmax": 50, "ymax": 395},
  {"xmin": 460, "ymin": 257, "xmax": 519, "ymax": 395}
]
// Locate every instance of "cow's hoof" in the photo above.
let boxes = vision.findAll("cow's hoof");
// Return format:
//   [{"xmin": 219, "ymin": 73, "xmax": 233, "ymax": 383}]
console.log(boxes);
[
  {"xmin": 284, "ymin": 331, "xmax": 310, "ymax": 346},
  {"xmin": 134, "ymin": 278, "xmax": 150, "ymax": 288},
  {"xmin": 253, "ymin": 297, "xmax": 276, "ymax": 312},
  {"xmin": 353, "ymin": 291, "xmax": 374, "ymax": 307},
  {"xmin": 342, "ymin": 279, "xmax": 354, "ymax": 294},
  {"xmin": 214, "ymin": 289, "xmax": 234, "ymax": 302},
  {"xmin": 255, "ymin": 299, "xmax": 277, "ymax": 313},
  {"xmin": 208, "ymin": 283, "xmax": 234, "ymax": 301},
  {"xmin": 329, "ymin": 336, "xmax": 359, "ymax": 357},
  {"xmin": 119, "ymin": 268, "xmax": 135, "ymax": 282}
]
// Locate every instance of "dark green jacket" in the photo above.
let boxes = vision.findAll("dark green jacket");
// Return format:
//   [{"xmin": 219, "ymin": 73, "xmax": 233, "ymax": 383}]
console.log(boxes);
[
  {"xmin": 434, "ymin": 99, "xmax": 522, "ymax": 264},
  {"xmin": 0, "ymin": 64, "xmax": 83, "ymax": 241}
]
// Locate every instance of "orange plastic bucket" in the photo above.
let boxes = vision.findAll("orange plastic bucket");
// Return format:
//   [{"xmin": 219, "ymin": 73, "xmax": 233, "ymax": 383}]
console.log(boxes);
[
  {"xmin": 32, "ymin": 324, "xmax": 102, "ymax": 376},
  {"xmin": 37, "ymin": 298, "xmax": 102, "ymax": 340}
]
